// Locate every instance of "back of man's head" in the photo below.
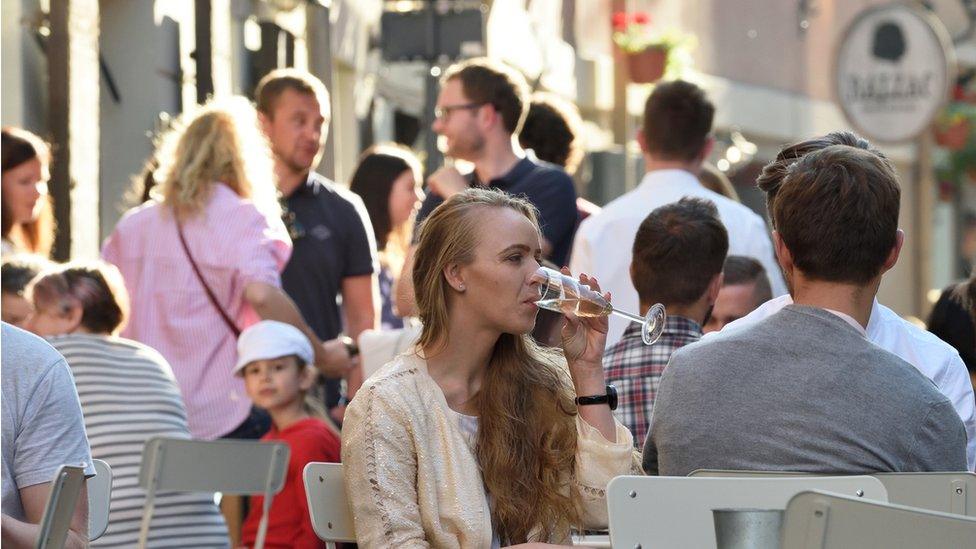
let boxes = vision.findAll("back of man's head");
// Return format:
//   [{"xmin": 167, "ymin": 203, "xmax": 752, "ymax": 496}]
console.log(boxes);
[
  {"xmin": 254, "ymin": 68, "xmax": 330, "ymax": 120},
  {"xmin": 722, "ymin": 256, "xmax": 772, "ymax": 307},
  {"xmin": 442, "ymin": 57, "xmax": 530, "ymax": 135},
  {"xmin": 632, "ymin": 197, "xmax": 728, "ymax": 307},
  {"xmin": 641, "ymin": 80, "xmax": 714, "ymax": 162},
  {"xmin": 774, "ymin": 145, "xmax": 900, "ymax": 284},
  {"xmin": 757, "ymin": 131, "xmax": 885, "ymax": 226}
]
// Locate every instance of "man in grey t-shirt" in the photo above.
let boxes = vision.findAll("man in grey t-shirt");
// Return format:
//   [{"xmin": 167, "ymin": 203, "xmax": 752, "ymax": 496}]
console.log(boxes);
[
  {"xmin": 2, "ymin": 323, "xmax": 94, "ymax": 547},
  {"xmin": 643, "ymin": 144, "xmax": 968, "ymax": 475}
]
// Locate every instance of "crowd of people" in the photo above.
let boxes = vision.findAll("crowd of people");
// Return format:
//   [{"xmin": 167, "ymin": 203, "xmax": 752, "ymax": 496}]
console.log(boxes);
[{"xmin": 2, "ymin": 55, "xmax": 975, "ymax": 548}]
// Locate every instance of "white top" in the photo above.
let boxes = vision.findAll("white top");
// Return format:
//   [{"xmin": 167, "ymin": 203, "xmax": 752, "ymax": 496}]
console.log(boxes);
[
  {"xmin": 570, "ymin": 169, "xmax": 787, "ymax": 345},
  {"xmin": 714, "ymin": 295, "xmax": 976, "ymax": 471}
]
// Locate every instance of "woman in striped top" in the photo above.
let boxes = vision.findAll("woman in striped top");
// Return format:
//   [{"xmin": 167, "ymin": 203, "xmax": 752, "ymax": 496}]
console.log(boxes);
[{"xmin": 25, "ymin": 261, "xmax": 231, "ymax": 548}]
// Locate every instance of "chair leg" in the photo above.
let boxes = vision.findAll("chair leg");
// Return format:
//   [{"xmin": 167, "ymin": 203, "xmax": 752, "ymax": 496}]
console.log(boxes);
[{"xmin": 136, "ymin": 487, "xmax": 156, "ymax": 549}]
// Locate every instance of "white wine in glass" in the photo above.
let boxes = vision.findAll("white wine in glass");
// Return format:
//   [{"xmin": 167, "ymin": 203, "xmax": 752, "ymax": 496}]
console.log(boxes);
[{"xmin": 532, "ymin": 267, "xmax": 666, "ymax": 345}]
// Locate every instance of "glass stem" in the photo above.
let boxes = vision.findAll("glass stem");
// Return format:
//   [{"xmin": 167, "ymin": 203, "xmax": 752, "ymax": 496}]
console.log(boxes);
[{"xmin": 610, "ymin": 308, "xmax": 646, "ymax": 325}]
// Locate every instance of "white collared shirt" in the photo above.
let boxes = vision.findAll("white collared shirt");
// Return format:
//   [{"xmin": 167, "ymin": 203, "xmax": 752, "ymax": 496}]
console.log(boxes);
[
  {"xmin": 570, "ymin": 169, "xmax": 787, "ymax": 345},
  {"xmin": 714, "ymin": 295, "xmax": 976, "ymax": 471}
]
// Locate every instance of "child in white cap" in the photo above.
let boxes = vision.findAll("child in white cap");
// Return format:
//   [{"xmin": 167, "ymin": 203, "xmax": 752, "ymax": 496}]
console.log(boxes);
[{"xmin": 235, "ymin": 320, "xmax": 339, "ymax": 548}]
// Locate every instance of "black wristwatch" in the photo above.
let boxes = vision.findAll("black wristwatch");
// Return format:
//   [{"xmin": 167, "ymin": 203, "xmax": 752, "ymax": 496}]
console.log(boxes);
[
  {"xmin": 339, "ymin": 335, "xmax": 360, "ymax": 357},
  {"xmin": 575, "ymin": 384, "xmax": 617, "ymax": 411}
]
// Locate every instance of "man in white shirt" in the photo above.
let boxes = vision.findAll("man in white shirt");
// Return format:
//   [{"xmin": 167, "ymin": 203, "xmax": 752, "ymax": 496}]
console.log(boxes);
[
  {"xmin": 712, "ymin": 131, "xmax": 976, "ymax": 471},
  {"xmin": 571, "ymin": 80, "xmax": 785, "ymax": 345}
]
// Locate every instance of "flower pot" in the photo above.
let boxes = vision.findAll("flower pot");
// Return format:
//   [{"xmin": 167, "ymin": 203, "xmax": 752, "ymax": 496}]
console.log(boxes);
[
  {"xmin": 935, "ymin": 119, "xmax": 971, "ymax": 151},
  {"xmin": 626, "ymin": 47, "xmax": 668, "ymax": 84}
]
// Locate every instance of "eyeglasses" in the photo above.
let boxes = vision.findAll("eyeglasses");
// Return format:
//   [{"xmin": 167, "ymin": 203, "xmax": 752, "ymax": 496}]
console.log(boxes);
[{"xmin": 434, "ymin": 102, "xmax": 486, "ymax": 120}]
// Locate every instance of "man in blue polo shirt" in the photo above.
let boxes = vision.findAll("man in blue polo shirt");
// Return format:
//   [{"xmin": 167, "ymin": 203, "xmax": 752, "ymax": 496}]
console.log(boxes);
[
  {"xmin": 396, "ymin": 58, "xmax": 577, "ymax": 316},
  {"xmin": 256, "ymin": 69, "xmax": 379, "ymax": 422}
]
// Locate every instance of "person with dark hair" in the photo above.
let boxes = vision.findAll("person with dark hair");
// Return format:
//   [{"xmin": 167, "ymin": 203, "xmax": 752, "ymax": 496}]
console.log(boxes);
[
  {"xmin": 24, "ymin": 262, "xmax": 230, "ymax": 546},
  {"xmin": 703, "ymin": 255, "xmax": 771, "ymax": 333},
  {"xmin": 255, "ymin": 69, "xmax": 378, "ymax": 423},
  {"xmin": 349, "ymin": 144, "xmax": 424, "ymax": 329},
  {"xmin": 928, "ymin": 271, "xmax": 976, "ymax": 394},
  {"xmin": 518, "ymin": 92, "xmax": 585, "ymax": 176},
  {"xmin": 1, "ymin": 255, "xmax": 51, "ymax": 328},
  {"xmin": 1, "ymin": 127, "xmax": 56, "ymax": 257},
  {"xmin": 395, "ymin": 58, "xmax": 578, "ymax": 319},
  {"xmin": 604, "ymin": 197, "xmax": 728, "ymax": 447},
  {"xmin": 721, "ymin": 131, "xmax": 976, "ymax": 471},
  {"xmin": 571, "ymin": 80, "xmax": 784, "ymax": 346},
  {"xmin": 644, "ymin": 145, "xmax": 967, "ymax": 476}
]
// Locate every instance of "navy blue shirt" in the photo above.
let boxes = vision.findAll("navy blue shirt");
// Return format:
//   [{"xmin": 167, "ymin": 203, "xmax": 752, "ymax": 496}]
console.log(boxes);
[
  {"xmin": 280, "ymin": 172, "xmax": 377, "ymax": 407},
  {"xmin": 414, "ymin": 156, "xmax": 578, "ymax": 266}
]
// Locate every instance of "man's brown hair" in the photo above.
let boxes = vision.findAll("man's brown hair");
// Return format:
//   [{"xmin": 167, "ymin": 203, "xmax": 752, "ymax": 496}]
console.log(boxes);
[
  {"xmin": 254, "ymin": 68, "xmax": 330, "ymax": 120},
  {"xmin": 757, "ymin": 131, "xmax": 885, "ymax": 227},
  {"xmin": 722, "ymin": 255, "xmax": 772, "ymax": 307},
  {"xmin": 641, "ymin": 80, "xmax": 714, "ymax": 162},
  {"xmin": 631, "ymin": 197, "xmax": 728, "ymax": 306},
  {"xmin": 442, "ymin": 58, "xmax": 529, "ymax": 135},
  {"xmin": 774, "ymin": 145, "xmax": 900, "ymax": 284}
]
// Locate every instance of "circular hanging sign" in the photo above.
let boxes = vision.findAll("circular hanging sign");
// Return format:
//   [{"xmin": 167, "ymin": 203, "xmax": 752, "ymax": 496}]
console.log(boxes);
[{"xmin": 835, "ymin": 4, "xmax": 955, "ymax": 143}]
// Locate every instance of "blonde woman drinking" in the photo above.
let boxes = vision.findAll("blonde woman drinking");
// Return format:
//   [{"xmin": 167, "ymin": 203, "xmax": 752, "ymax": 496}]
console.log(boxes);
[
  {"xmin": 102, "ymin": 97, "xmax": 350, "ymax": 441},
  {"xmin": 342, "ymin": 188, "xmax": 638, "ymax": 548}
]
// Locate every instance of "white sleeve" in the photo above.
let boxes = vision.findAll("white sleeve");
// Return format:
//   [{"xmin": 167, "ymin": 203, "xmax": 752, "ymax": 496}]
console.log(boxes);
[
  {"xmin": 746, "ymin": 216, "xmax": 788, "ymax": 297},
  {"xmin": 939, "ymin": 350, "xmax": 976, "ymax": 471},
  {"xmin": 569, "ymin": 219, "xmax": 595, "ymax": 276}
]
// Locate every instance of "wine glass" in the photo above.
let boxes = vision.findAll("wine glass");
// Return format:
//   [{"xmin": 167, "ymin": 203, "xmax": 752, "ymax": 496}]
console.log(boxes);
[{"xmin": 531, "ymin": 267, "xmax": 666, "ymax": 345}]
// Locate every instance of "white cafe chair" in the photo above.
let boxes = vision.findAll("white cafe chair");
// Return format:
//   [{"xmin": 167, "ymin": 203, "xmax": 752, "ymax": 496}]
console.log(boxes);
[
  {"xmin": 607, "ymin": 475, "xmax": 886, "ymax": 549},
  {"xmin": 137, "ymin": 437, "xmax": 289, "ymax": 549},
  {"xmin": 781, "ymin": 489, "xmax": 976, "ymax": 548},
  {"xmin": 303, "ymin": 462, "xmax": 356, "ymax": 549},
  {"xmin": 88, "ymin": 459, "xmax": 112, "ymax": 541},
  {"xmin": 36, "ymin": 464, "xmax": 87, "ymax": 549}
]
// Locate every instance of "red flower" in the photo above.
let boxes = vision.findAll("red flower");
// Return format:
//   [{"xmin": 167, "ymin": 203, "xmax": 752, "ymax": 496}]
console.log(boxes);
[
  {"xmin": 633, "ymin": 12, "xmax": 651, "ymax": 25},
  {"xmin": 612, "ymin": 12, "xmax": 629, "ymax": 30}
]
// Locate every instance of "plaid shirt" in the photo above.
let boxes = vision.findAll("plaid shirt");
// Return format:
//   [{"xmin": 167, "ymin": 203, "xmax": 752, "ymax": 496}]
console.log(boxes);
[{"xmin": 604, "ymin": 315, "xmax": 702, "ymax": 448}]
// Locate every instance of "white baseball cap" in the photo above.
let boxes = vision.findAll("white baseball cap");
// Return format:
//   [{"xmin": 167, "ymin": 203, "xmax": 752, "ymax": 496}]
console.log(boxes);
[{"xmin": 234, "ymin": 320, "xmax": 314, "ymax": 376}]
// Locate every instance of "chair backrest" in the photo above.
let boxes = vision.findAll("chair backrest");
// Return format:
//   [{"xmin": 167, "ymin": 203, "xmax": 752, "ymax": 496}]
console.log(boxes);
[
  {"xmin": 691, "ymin": 469, "xmax": 976, "ymax": 516},
  {"xmin": 303, "ymin": 462, "xmax": 356, "ymax": 546},
  {"xmin": 607, "ymin": 475, "xmax": 887, "ymax": 549},
  {"xmin": 781, "ymin": 490, "xmax": 976, "ymax": 549},
  {"xmin": 36, "ymin": 465, "xmax": 86, "ymax": 549},
  {"xmin": 137, "ymin": 437, "xmax": 289, "ymax": 549},
  {"xmin": 358, "ymin": 325, "xmax": 420, "ymax": 380},
  {"xmin": 88, "ymin": 459, "xmax": 112, "ymax": 541}
]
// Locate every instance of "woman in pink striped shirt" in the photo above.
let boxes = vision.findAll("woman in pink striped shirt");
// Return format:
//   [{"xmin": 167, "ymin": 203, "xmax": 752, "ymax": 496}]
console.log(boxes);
[{"xmin": 102, "ymin": 97, "xmax": 350, "ymax": 440}]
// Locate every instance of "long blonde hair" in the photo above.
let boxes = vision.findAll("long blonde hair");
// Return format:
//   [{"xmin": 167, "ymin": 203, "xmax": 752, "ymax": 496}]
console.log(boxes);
[
  {"xmin": 412, "ymin": 187, "xmax": 580, "ymax": 544},
  {"xmin": 152, "ymin": 97, "xmax": 280, "ymax": 220}
]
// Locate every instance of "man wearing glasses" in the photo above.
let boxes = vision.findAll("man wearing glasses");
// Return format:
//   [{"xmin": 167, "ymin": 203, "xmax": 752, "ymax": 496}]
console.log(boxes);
[{"xmin": 396, "ymin": 57, "xmax": 578, "ymax": 316}]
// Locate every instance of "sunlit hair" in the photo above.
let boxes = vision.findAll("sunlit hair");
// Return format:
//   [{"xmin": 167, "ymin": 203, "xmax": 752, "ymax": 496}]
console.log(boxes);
[
  {"xmin": 1, "ymin": 127, "xmax": 56, "ymax": 257},
  {"xmin": 349, "ymin": 143, "xmax": 422, "ymax": 276},
  {"xmin": 151, "ymin": 97, "xmax": 280, "ymax": 220},
  {"xmin": 27, "ymin": 261, "xmax": 130, "ymax": 335},
  {"xmin": 412, "ymin": 187, "xmax": 581, "ymax": 544}
]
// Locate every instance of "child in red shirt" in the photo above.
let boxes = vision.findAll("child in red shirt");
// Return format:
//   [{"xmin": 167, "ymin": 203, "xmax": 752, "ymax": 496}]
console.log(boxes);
[{"xmin": 235, "ymin": 320, "xmax": 341, "ymax": 549}]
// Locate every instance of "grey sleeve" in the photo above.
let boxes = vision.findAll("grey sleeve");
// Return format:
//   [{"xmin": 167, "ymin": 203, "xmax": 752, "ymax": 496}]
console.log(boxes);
[
  {"xmin": 14, "ymin": 359, "xmax": 94, "ymax": 489},
  {"xmin": 911, "ymin": 399, "xmax": 969, "ymax": 472}
]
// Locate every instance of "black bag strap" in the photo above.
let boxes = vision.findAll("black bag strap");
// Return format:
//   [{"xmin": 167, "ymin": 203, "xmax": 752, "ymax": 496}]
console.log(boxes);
[{"xmin": 175, "ymin": 216, "xmax": 241, "ymax": 337}]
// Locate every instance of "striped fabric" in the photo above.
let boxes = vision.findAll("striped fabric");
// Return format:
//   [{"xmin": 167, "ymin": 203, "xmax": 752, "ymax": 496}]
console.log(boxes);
[
  {"xmin": 101, "ymin": 184, "xmax": 291, "ymax": 439},
  {"xmin": 603, "ymin": 316, "xmax": 703, "ymax": 448},
  {"xmin": 48, "ymin": 334, "xmax": 230, "ymax": 548}
]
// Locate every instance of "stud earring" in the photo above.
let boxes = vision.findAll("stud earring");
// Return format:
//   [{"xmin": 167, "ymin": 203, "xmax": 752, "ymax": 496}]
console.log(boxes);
[{"xmin": 458, "ymin": 283, "xmax": 466, "ymax": 291}]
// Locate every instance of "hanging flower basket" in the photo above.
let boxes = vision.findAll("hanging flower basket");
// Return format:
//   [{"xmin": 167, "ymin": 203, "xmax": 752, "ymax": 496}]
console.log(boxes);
[
  {"xmin": 626, "ymin": 47, "xmax": 668, "ymax": 84},
  {"xmin": 935, "ymin": 119, "xmax": 971, "ymax": 151}
]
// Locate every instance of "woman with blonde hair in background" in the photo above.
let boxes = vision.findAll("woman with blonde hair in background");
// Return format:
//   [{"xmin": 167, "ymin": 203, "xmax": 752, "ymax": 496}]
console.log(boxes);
[
  {"xmin": 342, "ymin": 187, "xmax": 637, "ymax": 548},
  {"xmin": 349, "ymin": 143, "xmax": 424, "ymax": 329},
  {"xmin": 102, "ymin": 97, "xmax": 349, "ymax": 443},
  {"xmin": 2, "ymin": 127, "xmax": 56, "ymax": 257}
]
